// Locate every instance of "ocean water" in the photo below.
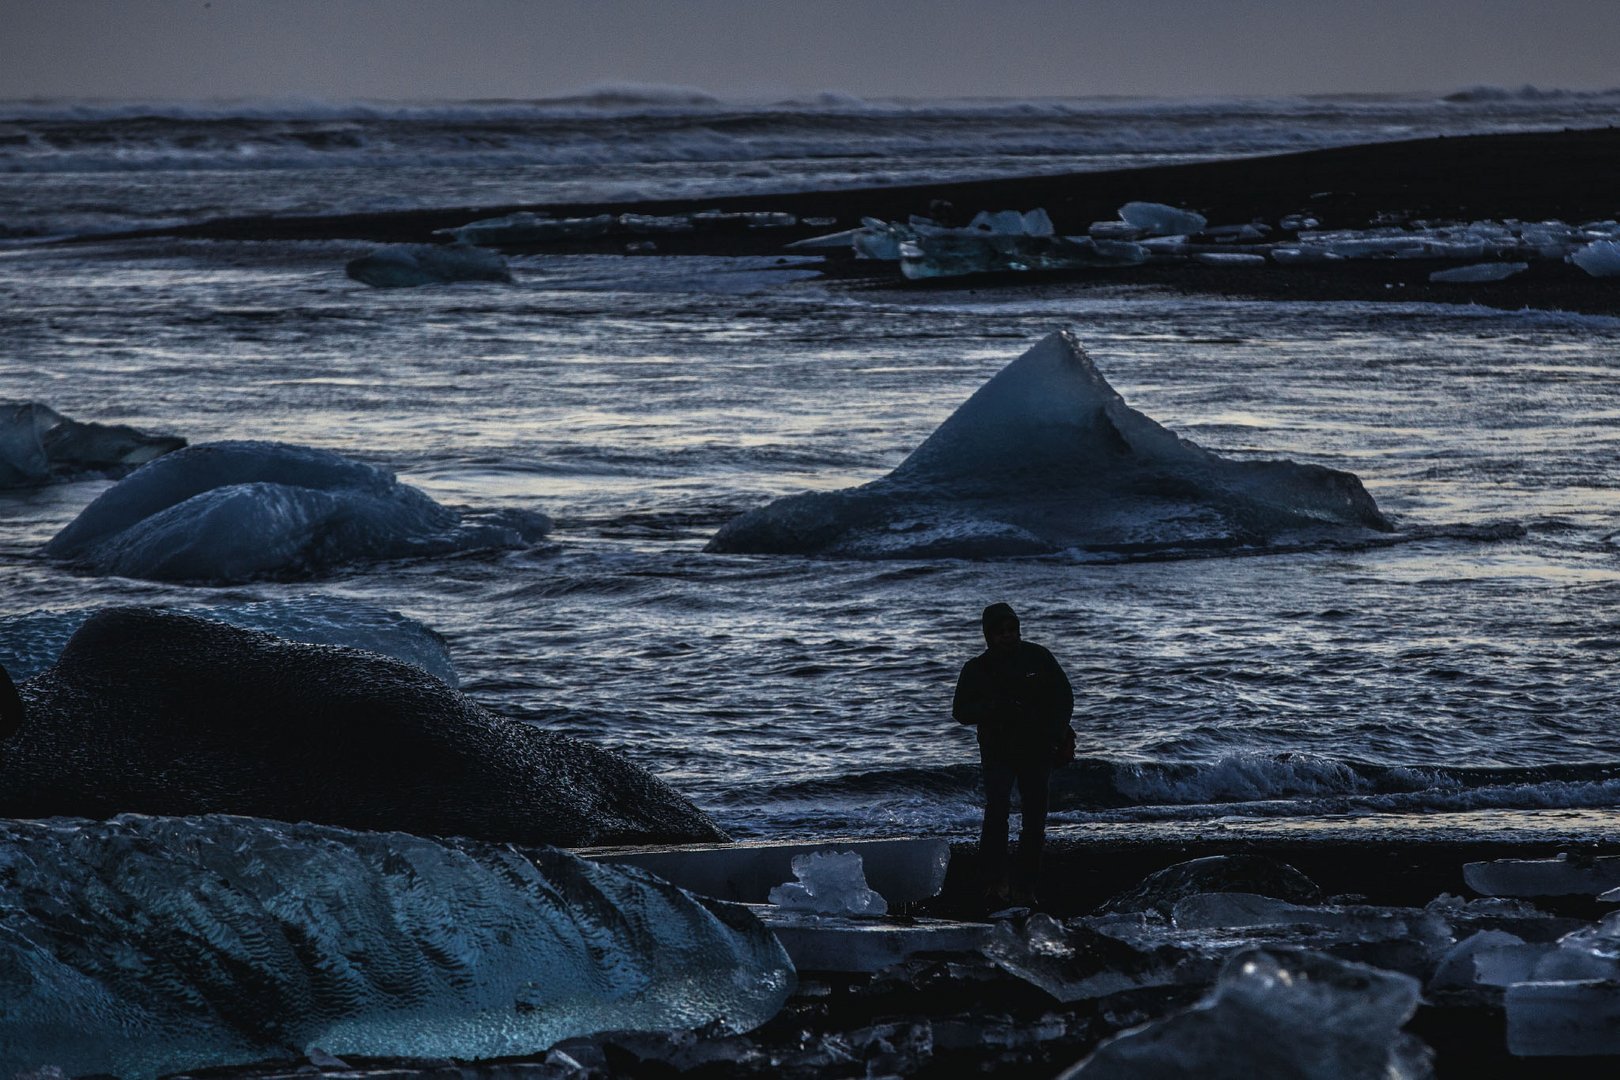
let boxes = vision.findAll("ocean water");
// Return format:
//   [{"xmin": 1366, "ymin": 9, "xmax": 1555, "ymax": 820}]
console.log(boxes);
[{"xmin": 3, "ymin": 92, "xmax": 1620, "ymax": 842}]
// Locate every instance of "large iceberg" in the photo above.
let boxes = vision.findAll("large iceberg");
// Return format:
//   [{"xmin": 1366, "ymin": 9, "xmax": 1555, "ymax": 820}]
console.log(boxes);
[
  {"xmin": 0, "ymin": 595, "xmax": 458, "ymax": 685},
  {"xmin": 44, "ymin": 440, "xmax": 550, "ymax": 583},
  {"xmin": 0, "ymin": 607, "xmax": 728, "ymax": 846},
  {"xmin": 708, "ymin": 331, "xmax": 1391, "ymax": 559},
  {"xmin": 345, "ymin": 242, "xmax": 513, "ymax": 287},
  {"xmin": 1, "ymin": 401, "xmax": 183, "ymax": 488},
  {"xmin": 0, "ymin": 814, "xmax": 793, "ymax": 1080}
]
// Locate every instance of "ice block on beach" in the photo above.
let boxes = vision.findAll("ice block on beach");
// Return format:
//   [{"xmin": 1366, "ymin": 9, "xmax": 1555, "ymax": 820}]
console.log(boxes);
[
  {"xmin": 1464, "ymin": 854, "xmax": 1620, "ymax": 898},
  {"xmin": 1507, "ymin": 980, "xmax": 1620, "ymax": 1056},
  {"xmin": 1571, "ymin": 239, "xmax": 1620, "ymax": 277},
  {"xmin": 345, "ymin": 243, "xmax": 512, "ymax": 287},
  {"xmin": 1118, "ymin": 201, "xmax": 1208, "ymax": 237}
]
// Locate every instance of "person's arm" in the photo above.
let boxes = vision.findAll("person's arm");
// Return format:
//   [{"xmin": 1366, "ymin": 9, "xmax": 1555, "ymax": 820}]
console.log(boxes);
[
  {"xmin": 952, "ymin": 658, "xmax": 998, "ymax": 726},
  {"xmin": 1041, "ymin": 648, "xmax": 1075, "ymax": 741}
]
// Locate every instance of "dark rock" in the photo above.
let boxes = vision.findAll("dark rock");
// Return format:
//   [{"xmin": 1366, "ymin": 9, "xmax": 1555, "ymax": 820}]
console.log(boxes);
[{"xmin": 0, "ymin": 608, "xmax": 725, "ymax": 846}]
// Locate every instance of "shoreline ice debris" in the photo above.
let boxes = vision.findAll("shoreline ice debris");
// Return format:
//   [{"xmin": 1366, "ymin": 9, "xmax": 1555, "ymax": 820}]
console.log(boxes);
[
  {"xmin": 0, "ymin": 814, "xmax": 794, "ymax": 1080},
  {"xmin": 1061, "ymin": 948, "xmax": 1433, "ymax": 1079},
  {"xmin": 1, "ymin": 401, "xmax": 183, "ymax": 488},
  {"xmin": 1428, "ymin": 261, "xmax": 1528, "ymax": 283},
  {"xmin": 840, "ymin": 210, "xmax": 1146, "ymax": 279},
  {"xmin": 43, "ymin": 440, "xmax": 550, "ymax": 583},
  {"xmin": 707, "ymin": 331, "xmax": 1392, "ymax": 559},
  {"xmin": 1118, "ymin": 201, "xmax": 1208, "ymax": 237},
  {"xmin": 345, "ymin": 242, "xmax": 512, "ymax": 287},
  {"xmin": 1571, "ymin": 239, "xmax": 1620, "ymax": 277},
  {"xmin": 768, "ymin": 850, "xmax": 889, "ymax": 916}
]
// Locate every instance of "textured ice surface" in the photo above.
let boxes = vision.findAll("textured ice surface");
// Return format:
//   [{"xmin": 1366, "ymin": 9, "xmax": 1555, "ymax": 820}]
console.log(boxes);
[
  {"xmin": 1428, "ymin": 930, "xmax": 1527, "ymax": 989},
  {"xmin": 1571, "ymin": 239, "xmax": 1620, "ymax": 277},
  {"xmin": 1118, "ymin": 201, "xmax": 1208, "ymax": 237},
  {"xmin": 708, "ymin": 331, "xmax": 1391, "ymax": 559},
  {"xmin": 0, "ymin": 814, "xmax": 794, "ymax": 1080},
  {"xmin": 1428, "ymin": 262, "xmax": 1528, "ymax": 283},
  {"xmin": 0, "ymin": 596, "xmax": 457, "ymax": 685},
  {"xmin": 768, "ymin": 850, "xmax": 888, "ymax": 916},
  {"xmin": 0, "ymin": 401, "xmax": 183, "ymax": 488},
  {"xmin": 1531, "ymin": 911, "xmax": 1620, "ymax": 981},
  {"xmin": 44, "ymin": 440, "xmax": 550, "ymax": 583},
  {"xmin": 345, "ymin": 243, "xmax": 513, "ymax": 287},
  {"xmin": 983, "ymin": 914, "xmax": 1213, "ymax": 1003},
  {"xmin": 2, "ymin": 607, "xmax": 728, "ymax": 846},
  {"xmin": 1099, "ymin": 855, "xmax": 1324, "ymax": 917},
  {"xmin": 1062, "ymin": 948, "xmax": 1432, "ymax": 1079}
]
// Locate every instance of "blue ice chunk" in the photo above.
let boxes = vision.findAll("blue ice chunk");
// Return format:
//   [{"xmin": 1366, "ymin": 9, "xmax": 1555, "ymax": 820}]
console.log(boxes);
[
  {"xmin": 0, "ymin": 814, "xmax": 794, "ymax": 1080},
  {"xmin": 44, "ymin": 441, "xmax": 549, "ymax": 583},
  {"xmin": 1, "ymin": 402, "xmax": 183, "ymax": 489},
  {"xmin": 345, "ymin": 243, "xmax": 512, "ymax": 287}
]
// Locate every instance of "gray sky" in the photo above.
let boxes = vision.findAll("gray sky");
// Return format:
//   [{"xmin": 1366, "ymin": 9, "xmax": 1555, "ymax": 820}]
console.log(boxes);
[{"xmin": 5, "ymin": 0, "xmax": 1618, "ymax": 101}]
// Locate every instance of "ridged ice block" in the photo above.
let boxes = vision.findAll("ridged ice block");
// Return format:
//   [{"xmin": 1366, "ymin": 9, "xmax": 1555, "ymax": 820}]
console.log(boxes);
[{"xmin": 0, "ymin": 814, "xmax": 795, "ymax": 1080}]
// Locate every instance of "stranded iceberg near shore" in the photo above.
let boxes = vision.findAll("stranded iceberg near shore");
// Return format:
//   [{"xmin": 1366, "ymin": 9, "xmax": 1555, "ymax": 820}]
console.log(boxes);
[
  {"xmin": 0, "ymin": 608, "xmax": 727, "ymax": 846},
  {"xmin": 708, "ymin": 331, "xmax": 1392, "ymax": 559}
]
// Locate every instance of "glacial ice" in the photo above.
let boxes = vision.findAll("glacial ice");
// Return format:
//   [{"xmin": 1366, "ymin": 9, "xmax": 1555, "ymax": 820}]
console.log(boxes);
[
  {"xmin": 0, "ymin": 595, "xmax": 458, "ymax": 685},
  {"xmin": 1117, "ymin": 201, "xmax": 1208, "ymax": 237},
  {"xmin": 0, "ymin": 814, "xmax": 794, "ymax": 1080},
  {"xmin": 1062, "ymin": 948, "xmax": 1432, "ymax": 1079},
  {"xmin": 1099, "ymin": 855, "xmax": 1324, "ymax": 917},
  {"xmin": 1427, "ymin": 930, "xmax": 1527, "ymax": 989},
  {"xmin": 1463, "ymin": 853, "xmax": 1620, "ymax": 897},
  {"xmin": 445, "ymin": 209, "xmax": 796, "ymax": 248},
  {"xmin": 345, "ymin": 242, "xmax": 513, "ymax": 287},
  {"xmin": 43, "ymin": 440, "xmax": 550, "ymax": 583},
  {"xmin": 1428, "ymin": 262, "xmax": 1528, "ymax": 283},
  {"xmin": 768, "ymin": 850, "xmax": 888, "ymax": 916},
  {"xmin": 707, "ymin": 331, "xmax": 1391, "ymax": 559},
  {"xmin": 1571, "ymin": 239, "xmax": 1620, "ymax": 277},
  {"xmin": 1506, "ymin": 980, "xmax": 1620, "ymax": 1056},
  {"xmin": 899, "ymin": 233, "xmax": 1146, "ymax": 280},
  {"xmin": 1, "ymin": 401, "xmax": 183, "ymax": 488},
  {"xmin": 982, "ymin": 914, "xmax": 1213, "ymax": 1003},
  {"xmin": 2, "ymin": 607, "xmax": 728, "ymax": 846}
]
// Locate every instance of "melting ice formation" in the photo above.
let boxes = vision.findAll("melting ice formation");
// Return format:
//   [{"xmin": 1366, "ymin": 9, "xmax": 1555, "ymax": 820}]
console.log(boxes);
[
  {"xmin": 0, "ymin": 607, "xmax": 728, "ymax": 846},
  {"xmin": 839, "ymin": 209, "xmax": 1148, "ymax": 280},
  {"xmin": 44, "ymin": 440, "xmax": 550, "ymax": 583},
  {"xmin": 768, "ymin": 850, "xmax": 889, "ymax": 916},
  {"xmin": 0, "ymin": 814, "xmax": 794, "ymax": 1080},
  {"xmin": 1062, "ymin": 948, "xmax": 1432, "ymax": 1079},
  {"xmin": 345, "ymin": 242, "xmax": 513, "ymax": 287},
  {"xmin": 707, "ymin": 331, "xmax": 1391, "ymax": 559},
  {"xmin": 0, "ymin": 595, "xmax": 458, "ymax": 685},
  {"xmin": 0, "ymin": 401, "xmax": 183, "ymax": 488}
]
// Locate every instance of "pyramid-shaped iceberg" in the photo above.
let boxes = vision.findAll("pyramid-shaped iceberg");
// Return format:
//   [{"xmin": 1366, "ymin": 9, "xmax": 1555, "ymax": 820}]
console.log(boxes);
[{"xmin": 707, "ymin": 331, "xmax": 1391, "ymax": 558}]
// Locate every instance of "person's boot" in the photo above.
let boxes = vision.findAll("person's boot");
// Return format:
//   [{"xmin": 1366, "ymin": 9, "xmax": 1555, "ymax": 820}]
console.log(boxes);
[{"xmin": 981, "ymin": 878, "xmax": 1011, "ymax": 916}]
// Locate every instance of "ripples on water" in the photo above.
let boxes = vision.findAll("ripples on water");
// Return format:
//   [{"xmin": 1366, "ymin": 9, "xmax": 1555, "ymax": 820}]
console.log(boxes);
[{"xmin": 4, "ymin": 108, "xmax": 1620, "ymax": 839}]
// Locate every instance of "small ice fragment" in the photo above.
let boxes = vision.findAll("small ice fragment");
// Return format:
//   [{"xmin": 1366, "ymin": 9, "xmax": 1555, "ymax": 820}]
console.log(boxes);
[
  {"xmin": 345, "ymin": 244, "xmax": 512, "ymax": 288},
  {"xmin": 1062, "ymin": 948, "xmax": 1432, "ymax": 1079},
  {"xmin": 1118, "ymin": 201, "xmax": 1207, "ymax": 237},
  {"xmin": 1194, "ymin": 252, "xmax": 1267, "ymax": 266},
  {"xmin": 1464, "ymin": 854, "xmax": 1620, "ymax": 898},
  {"xmin": 768, "ymin": 850, "xmax": 887, "ymax": 916},
  {"xmin": 1203, "ymin": 223, "xmax": 1269, "ymax": 241},
  {"xmin": 1428, "ymin": 930, "xmax": 1525, "ymax": 989},
  {"xmin": 1506, "ymin": 981, "xmax": 1620, "ymax": 1056},
  {"xmin": 1428, "ymin": 262, "xmax": 1528, "ymax": 283},
  {"xmin": 1571, "ymin": 240, "xmax": 1620, "ymax": 277},
  {"xmin": 1474, "ymin": 942, "xmax": 1552, "ymax": 986},
  {"xmin": 1280, "ymin": 214, "xmax": 1320, "ymax": 230},
  {"xmin": 784, "ymin": 228, "xmax": 863, "ymax": 251},
  {"xmin": 1088, "ymin": 221, "xmax": 1143, "ymax": 240},
  {"xmin": 306, "ymin": 1048, "xmax": 349, "ymax": 1069}
]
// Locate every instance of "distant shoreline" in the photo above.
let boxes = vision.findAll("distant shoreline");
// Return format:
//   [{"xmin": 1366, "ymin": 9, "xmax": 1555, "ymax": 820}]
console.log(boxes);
[{"xmin": 74, "ymin": 125, "xmax": 1620, "ymax": 314}]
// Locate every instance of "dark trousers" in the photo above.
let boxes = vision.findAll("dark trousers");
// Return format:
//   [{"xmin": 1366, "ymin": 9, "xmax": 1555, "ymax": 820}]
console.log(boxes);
[{"xmin": 980, "ymin": 756, "xmax": 1050, "ymax": 895}]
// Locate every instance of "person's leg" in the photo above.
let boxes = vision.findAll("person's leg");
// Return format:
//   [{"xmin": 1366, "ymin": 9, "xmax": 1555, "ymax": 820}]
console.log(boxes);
[
  {"xmin": 979, "ymin": 758, "xmax": 1016, "ymax": 904},
  {"xmin": 1012, "ymin": 762, "xmax": 1051, "ymax": 901}
]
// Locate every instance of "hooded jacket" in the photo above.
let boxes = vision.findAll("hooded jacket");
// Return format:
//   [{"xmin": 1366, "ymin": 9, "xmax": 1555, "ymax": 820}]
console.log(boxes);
[{"xmin": 952, "ymin": 640, "xmax": 1074, "ymax": 761}]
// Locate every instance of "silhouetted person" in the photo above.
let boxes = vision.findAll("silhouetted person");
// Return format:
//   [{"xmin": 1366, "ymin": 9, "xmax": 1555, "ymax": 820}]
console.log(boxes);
[{"xmin": 953, "ymin": 603, "xmax": 1073, "ymax": 910}]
